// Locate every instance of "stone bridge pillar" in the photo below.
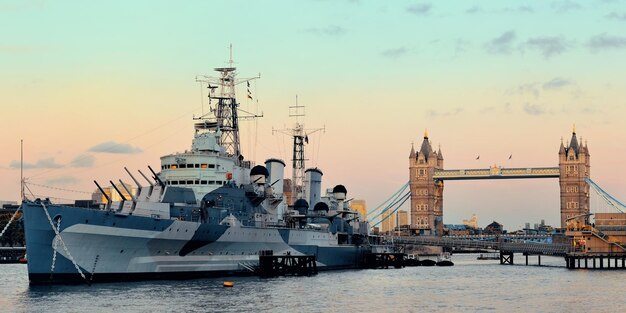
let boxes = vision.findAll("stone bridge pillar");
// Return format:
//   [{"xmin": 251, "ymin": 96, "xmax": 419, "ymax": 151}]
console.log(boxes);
[{"xmin": 558, "ymin": 127, "xmax": 590, "ymax": 228}]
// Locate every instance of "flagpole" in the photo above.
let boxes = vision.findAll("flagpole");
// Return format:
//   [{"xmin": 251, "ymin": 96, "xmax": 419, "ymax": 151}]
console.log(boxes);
[{"xmin": 20, "ymin": 139, "xmax": 24, "ymax": 203}]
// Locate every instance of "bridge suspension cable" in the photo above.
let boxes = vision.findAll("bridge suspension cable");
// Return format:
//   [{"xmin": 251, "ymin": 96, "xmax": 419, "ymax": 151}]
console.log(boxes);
[
  {"xmin": 366, "ymin": 181, "xmax": 409, "ymax": 218},
  {"xmin": 371, "ymin": 192, "xmax": 411, "ymax": 228},
  {"xmin": 585, "ymin": 178, "xmax": 626, "ymax": 213},
  {"xmin": 368, "ymin": 186, "xmax": 410, "ymax": 223}
]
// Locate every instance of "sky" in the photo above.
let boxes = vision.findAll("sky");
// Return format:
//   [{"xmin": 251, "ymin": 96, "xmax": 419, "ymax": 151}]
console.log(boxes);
[{"xmin": 1, "ymin": 0, "xmax": 626, "ymax": 229}]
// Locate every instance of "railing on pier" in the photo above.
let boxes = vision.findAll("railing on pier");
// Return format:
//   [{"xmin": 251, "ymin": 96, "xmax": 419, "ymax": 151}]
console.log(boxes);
[{"xmin": 388, "ymin": 236, "xmax": 571, "ymax": 256}]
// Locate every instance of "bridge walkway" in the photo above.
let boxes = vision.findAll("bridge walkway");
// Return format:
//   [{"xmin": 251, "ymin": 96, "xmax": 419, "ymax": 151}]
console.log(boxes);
[{"xmin": 387, "ymin": 236, "xmax": 571, "ymax": 256}]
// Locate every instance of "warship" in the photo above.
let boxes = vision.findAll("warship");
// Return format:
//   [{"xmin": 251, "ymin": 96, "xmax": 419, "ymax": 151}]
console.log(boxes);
[{"xmin": 22, "ymin": 55, "xmax": 383, "ymax": 284}]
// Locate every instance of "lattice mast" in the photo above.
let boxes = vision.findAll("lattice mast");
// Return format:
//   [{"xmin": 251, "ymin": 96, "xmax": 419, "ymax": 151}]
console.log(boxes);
[
  {"xmin": 195, "ymin": 45, "xmax": 260, "ymax": 161},
  {"xmin": 273, "ymin": 96, "xmax": 324, "ymax": 203}
]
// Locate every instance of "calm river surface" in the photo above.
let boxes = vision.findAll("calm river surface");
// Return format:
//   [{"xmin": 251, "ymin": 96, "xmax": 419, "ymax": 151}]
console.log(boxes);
[{"xmin": 1, "ymin": 254, "xmax": 625, "ymax": 312}]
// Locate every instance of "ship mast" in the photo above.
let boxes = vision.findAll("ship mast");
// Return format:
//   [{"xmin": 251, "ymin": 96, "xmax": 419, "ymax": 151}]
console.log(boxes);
[
  {"xmin": 195, "ymin": 45, "xmax": 260, "ymax": 162},
  {"xmin": 273, "ymin": 96, "xmax": 324, "ymax": 203}
]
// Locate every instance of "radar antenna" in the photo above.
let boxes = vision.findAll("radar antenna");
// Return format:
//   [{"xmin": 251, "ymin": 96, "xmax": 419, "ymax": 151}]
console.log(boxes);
[
  {"xmin": 194, "ymin": 44, "xmax": 261, "ymax": 161},
  {"xmin": 273, "ymin": 96, "xmax": 325, "ymax": 203}
]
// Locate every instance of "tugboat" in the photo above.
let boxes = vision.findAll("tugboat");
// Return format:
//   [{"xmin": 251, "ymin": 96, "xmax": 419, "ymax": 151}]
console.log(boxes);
[
  {"xmin": 436, "ymin": 252, "xmax": 454, "ymax": 266},
  {"xmin": 21, "ymin": 53, "xmax": 384, "ymax": 285}
]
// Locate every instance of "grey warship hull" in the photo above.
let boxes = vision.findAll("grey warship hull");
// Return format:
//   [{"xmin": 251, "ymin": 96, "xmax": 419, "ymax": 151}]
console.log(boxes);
[{"xmin": 23, "ymin": 202, "xmax": 368, "ymax": 284}]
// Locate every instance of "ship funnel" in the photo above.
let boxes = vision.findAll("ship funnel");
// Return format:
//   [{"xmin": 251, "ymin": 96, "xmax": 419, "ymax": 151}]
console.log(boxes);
[
  {"xmin": 305, "ymin": 168, "xmax": 323, "ymax": 207},
  {"xmin": 250, "ymin": 165, "xmax": 269, "ymax": 185}
]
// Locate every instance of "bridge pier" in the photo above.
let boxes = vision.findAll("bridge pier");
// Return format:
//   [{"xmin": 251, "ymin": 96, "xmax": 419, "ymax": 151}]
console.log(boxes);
[
  {"xmin": 565, "ymin": 254, "xmax": 626, "ymax": 269},
  {"xmin": 523, "ymin": 253, "xmax": 542, "ymax": 266},
  {"xmin": 500, "ymin": 251, "xmax": 514, "ymax": 265}
]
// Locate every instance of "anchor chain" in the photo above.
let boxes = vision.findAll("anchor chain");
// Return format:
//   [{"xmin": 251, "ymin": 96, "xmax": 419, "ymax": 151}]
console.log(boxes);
[
  {"xmin": 50, "ymin": 217, "xmax": 61, "ymax": 277},
  {"xmin": 0, "ymin": 205, "xmax": 22, "ymax": 239},
  {"xmin": 40, "ymin": 202, "xmax": 89, "ymax": 284}
]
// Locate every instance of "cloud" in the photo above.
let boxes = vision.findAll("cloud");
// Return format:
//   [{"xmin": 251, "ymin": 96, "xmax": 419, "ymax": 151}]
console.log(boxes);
[
  {"xmin": 523, "ymin": 103, "xmax": 547, "ymax": 116},
  {"xmin": 606, "ymin": 12, "xmax": 626, "ymax": 21},
  {"xmin": 524, "ymin": 36, "xmax": 570, "ymax": 58},
  {"xmin": 380, "ymin": 47, "xmax": 408, "ymax": 58},
  {"xmin": 426, "ymin": 108, "xmax": 463, "ymax": 118},
  {"xmin": 587, "ymin": 33, "xmax": 626, "ymax": 52},
  {"xmin": 465, "ymin": 5, "xmax": 482, "ymax": 14},
  {"xmin": 88, "ymin": 141, "xmax": 143, "ymax": 154},
  {"xmin": 485, "ymin": 31, "xmax": 516, "ymax": 54},
  {"xmin": 551, "ymin": 0, "xmax": 581, "ymax": 13},
  {"xmin": 303, "ymin": 25, "xmax": 347, "ymax": 36},
  {"xmin": 9, "ymin": 157, "xmax": 63, "ymax": 169},
  {"xmin": 512, "ymin": 82, "xmax": 541, "ymax": 98},
  {"xmin": 509, "ymin": 78, "xmax": 575, "ymax": 98},
  {"xmin": 69, "ymin": 154, "xmax": 95, "ymax": 168},
  {"xmin": 503, "ymin": 5, "xmax": 535, "ymax": 13},
  {"xmin": 543, "ymin": 77, "xmax": 573, "ymax": 90},
  {"xmin": 406, "ymin": 3, "xmax": 432, "ymax": 15},
  {"xmin": 45, "ymin": 176, "xmax": 79, "ymax": 186}
]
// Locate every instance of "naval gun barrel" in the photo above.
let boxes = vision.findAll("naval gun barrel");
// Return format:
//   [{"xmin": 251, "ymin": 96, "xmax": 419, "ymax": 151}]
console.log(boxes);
[
  {"xmin": 109, "ymin": 180, "xmax": 127, "ymax": 202},
  {"xmin": 148, "ymin": 165, "xmax": 165, "ymax": 188},
  {"xmin": 93, "ymin": 180, "xmax": 111, "ymax": 210}
]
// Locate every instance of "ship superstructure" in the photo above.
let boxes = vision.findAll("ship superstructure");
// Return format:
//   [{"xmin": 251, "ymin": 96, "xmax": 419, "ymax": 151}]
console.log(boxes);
[
  {"xmin": 21, "ymin": 54, "xmax": 379, "ymax": 285},
  {"xmin": 159, "ymin": 53, "xmax": 260, "ymax": 203}
]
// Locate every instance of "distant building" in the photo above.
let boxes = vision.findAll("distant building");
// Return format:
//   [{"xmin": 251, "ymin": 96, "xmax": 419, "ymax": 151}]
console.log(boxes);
[
  {"xmin": 351, "ymin": 200, "xmax": 367, "ymax": 219},
  {"xmin": 397, "ymin": 210, "xmax": 409, "ymax": 228},
  {"xmin": 381, "ymin": 210, "xmax": 409, "ymax": 234},
  {"xmin": 0, "ymin": 201, "xmax": 18, "ymax": 208},
  {"xmin": 484, "ymin": 221, "xmax": 504, "ymax": 235},
  {"xmin": 445, "ymin": 224, "xmax": 472, "ymax": 236},
  {"xmin": 283, "ymin": 179, "xmax": 293, "ymax": 206},
  {"xmin": 381, "ymin": 210, "xmax": 396, "ymax": 234},
  {"xmin": 91, "ymin": 181, "xmax": 137, "ymax": 204},
  {"xmin": 463, "ymin": 214, "xmax": 479, "ymax": 229}
]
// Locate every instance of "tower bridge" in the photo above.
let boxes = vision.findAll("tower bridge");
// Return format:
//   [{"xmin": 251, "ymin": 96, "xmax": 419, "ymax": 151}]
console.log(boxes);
[
  {"xmin": 433, "ymin": 167, "xmax": 560, "ymax": 180},
  {"xmin": 409, "ymin": 127, "xmax": 590, "ymax": 236}
]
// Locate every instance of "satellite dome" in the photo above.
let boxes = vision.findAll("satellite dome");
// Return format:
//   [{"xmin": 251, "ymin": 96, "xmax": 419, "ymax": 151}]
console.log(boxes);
[
  {"xmin": 333, "ymin": 185, "xmax": 347, "ymax": 194},
  {"xmin": 250, "ymin": 165, "xmax": 269, "ymax": 177},
  {"xmin": 313, "ymin": 202, "xmax": 329, "ymax": 211}
]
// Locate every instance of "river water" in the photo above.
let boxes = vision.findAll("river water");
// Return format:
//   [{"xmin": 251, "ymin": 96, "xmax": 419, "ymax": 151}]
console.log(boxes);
[{"xmin": 1, "ymin": 254, "xmax": 625, "ymax": 312}]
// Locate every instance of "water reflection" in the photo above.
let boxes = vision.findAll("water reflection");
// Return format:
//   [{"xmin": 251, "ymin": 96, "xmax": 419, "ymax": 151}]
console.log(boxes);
[{"xmin": 2, "ymin": 255, "xmax": 626, "ymax": 312}]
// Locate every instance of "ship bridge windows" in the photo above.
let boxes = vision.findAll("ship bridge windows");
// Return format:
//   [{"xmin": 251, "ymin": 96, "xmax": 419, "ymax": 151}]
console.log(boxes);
[
  {"xmin": 165, "ymin": 180, "xmax": 224, "ymax": 186},
  {"xmin": 163, "ymin": 163, "xmax": 216, "ymax": 170}
]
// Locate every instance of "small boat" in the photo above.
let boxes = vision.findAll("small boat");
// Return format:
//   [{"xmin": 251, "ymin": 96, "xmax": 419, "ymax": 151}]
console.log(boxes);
[
  {"xmin": 436, "ymin": 253, "xmax": 454, "ymax": 266},
  {"xmin": 421, "ymin": 258, "xmax": 437, "ymax": 266},
  {"xmin": 404, "ymin": 254, "xmax": 421, "ymax": 266},
  {"xmin": 477, "ymin": 253, "xmax": 499, "ymax": 260}
]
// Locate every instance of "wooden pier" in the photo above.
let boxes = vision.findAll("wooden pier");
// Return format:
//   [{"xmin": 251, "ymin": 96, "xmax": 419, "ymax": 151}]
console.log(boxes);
[
  {"xmin": 258, "ymin": 250, "xmax": 318, "ymax": 278},
  {"xmin": 565, "ymin": 253, "xmax": 626, "ymax": 269}
]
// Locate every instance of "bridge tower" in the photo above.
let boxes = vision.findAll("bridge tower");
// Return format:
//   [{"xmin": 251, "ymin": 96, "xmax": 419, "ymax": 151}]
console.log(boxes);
[
  {"xmin": 558, "ymin": 126, "xmax": 590, "ymax": 228},
  {"xmin": 409, "ymin": 130, "xmax": 444, "ymax": 236}
]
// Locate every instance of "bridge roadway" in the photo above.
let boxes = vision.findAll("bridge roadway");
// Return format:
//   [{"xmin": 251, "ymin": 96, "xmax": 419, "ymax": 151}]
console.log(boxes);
[
  {"xmin": 387, "ymin": 236, "xmax": 571, "ymax": 256},
  {"xmin": 433, "ymin": 167, "xmax": 560, "ymax": 180}
]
